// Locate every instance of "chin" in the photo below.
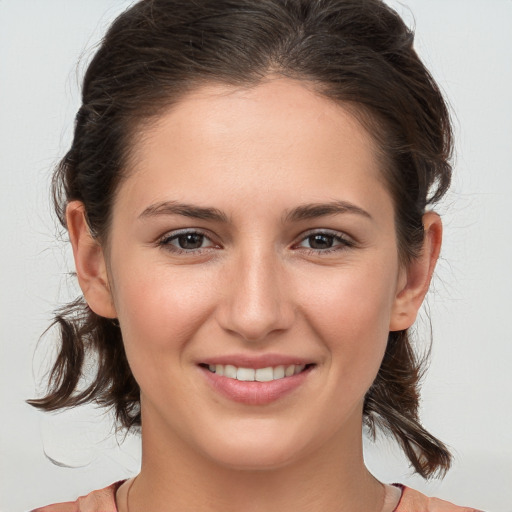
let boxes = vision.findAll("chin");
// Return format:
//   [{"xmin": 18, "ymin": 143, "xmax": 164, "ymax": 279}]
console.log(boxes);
[{"xmin": 194, "ymin": 419, "xmax": 324, "ymax": 471}]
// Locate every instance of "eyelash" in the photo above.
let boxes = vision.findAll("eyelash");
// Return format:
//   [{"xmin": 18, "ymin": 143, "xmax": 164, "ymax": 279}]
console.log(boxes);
[
  {"xmin": 157, "ymin": 229, "xmax": 355, "ymax": 255},
  {"xmin": 157, "ymin": 229, "xmax": 218, "ymax": 255},
  {"xmin": 293, "ymin": 230, "xmax": 355, "ymax": 255}
]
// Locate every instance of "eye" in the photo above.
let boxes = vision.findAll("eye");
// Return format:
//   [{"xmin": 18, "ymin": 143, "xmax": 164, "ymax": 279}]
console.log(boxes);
[
  {"xmin": 158, "ymin": 230, "xmax": 217, "ymax": 253},
  {"xmin": 301, "ymin": 234, "xmax": 338, "ymax": 250},
  {"xmin": 296, "ymin": 230, "xmax": 353, "ymax": 252}
]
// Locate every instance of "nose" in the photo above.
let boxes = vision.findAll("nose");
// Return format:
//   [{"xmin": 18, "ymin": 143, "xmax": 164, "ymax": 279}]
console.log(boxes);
[{"xmin": 216, "ymin": 249, "xmax": 295, "ymax": 342}]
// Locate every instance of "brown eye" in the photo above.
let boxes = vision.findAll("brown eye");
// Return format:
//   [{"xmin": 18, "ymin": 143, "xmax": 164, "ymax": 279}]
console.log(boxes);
[
  {"xmin": 307, "ymin": 234, "xmax": 336, "ymax": 249},
  {"xmin": 159, "ymin": 230, "xmax": 216, "ymax": 252},
  {"xmin": 296, "ymin": 231, "xmax": 353, "ymax": 253},
  {"xmin": 176, "ymin": 233, "xmax": 205, "ymax": 250}
]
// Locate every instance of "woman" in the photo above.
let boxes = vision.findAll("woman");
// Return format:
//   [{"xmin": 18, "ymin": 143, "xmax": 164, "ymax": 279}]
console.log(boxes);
[{"xmin": 29, "ymin": 0, "xmax": 480, "ymax": 510}]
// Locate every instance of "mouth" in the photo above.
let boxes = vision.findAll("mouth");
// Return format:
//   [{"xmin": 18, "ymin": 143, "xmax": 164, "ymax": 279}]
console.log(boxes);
[
  {"xmin": 198, "ymin": 356, "xmax": 317, "ymax": 404},
  {"xmin": 199, "ymin": 363, "xmax": 315, "ymax": 382}
]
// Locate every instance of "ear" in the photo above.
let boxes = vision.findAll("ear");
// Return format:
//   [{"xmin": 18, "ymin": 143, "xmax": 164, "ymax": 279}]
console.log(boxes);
[
  {"xmin": 66, "ymin": 201, "xmax": 117, "ymax": 319},
  {"xmin": 389, "ymin": 211, "xmax": 442, "ymax": 331}
]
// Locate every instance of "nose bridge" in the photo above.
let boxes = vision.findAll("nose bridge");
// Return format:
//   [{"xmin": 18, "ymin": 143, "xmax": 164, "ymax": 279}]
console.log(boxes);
[{"xmin": 219, "ymin": 243, "xmax": 293, "ymax": 342}]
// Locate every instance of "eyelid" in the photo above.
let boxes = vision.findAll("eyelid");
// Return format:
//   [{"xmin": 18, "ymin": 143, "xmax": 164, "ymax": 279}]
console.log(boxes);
[
  {"xmin": 155, "ymin": 227, "xmax": 355, "ymax": 255},
  {"xmin": 157, "ymin": 228, "xmax": 220, "ymax": 253},
  {"xmin": 292, "ymin": 228, "xmax": 356, "ymax": 251}
]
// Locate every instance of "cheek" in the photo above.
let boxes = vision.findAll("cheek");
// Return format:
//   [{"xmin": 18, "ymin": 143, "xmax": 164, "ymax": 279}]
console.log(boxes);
[
  {"xmin": 297, "ymin": 258, "xmax": 398, "ymax": 379},
  {"xmin": 110, "ymin": 258, "xmax": 219, "ymax": 361}
]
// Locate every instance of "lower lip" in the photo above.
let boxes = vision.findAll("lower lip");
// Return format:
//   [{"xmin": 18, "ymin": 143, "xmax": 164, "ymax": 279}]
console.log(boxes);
[{"xmin": 200, "ymin": 366, "xmax": 313, "ymax": 405}]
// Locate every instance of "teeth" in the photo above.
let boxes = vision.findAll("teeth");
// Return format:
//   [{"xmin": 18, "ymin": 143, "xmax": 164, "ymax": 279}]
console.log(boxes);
[
  {"xmin": 206, "ymin": 363, "xmax": 308, "ymax": 381},
  {"xmin": 237, "ymin": 367, "xmax": 255, "ymax": 381},
  {"xmin": 224, "ymin": 364, "xmax": 237, "ymax": 379},
  {"xmin": 255, "ymin": 367, "xmax": 273, "ymax": 382},
  {"xmin": 273, "ymin": 365, "xmax": 285, "ymax": 379}
]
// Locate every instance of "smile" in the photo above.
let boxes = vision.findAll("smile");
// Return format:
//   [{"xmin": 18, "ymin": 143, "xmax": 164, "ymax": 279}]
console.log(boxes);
[
  {"xmin": 206, "ymin": 364, "xmax": 307, "ymax": 382},
  {"xmin": 199, "ymin": 361, "xmax": 315, "ymax": 405}
]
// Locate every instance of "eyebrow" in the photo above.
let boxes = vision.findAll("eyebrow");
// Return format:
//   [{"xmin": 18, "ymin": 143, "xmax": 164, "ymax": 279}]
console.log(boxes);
[
  {"xmin": 138, "ymin": 199, "xmax": 372, "ymax": 224},
  {"xmin": 284, "ymin": 201, "xmax": 373, "ymax": 223},
  {"xmin": 138, "ymin": 201, "xmax": 229, "ymax": 223}
]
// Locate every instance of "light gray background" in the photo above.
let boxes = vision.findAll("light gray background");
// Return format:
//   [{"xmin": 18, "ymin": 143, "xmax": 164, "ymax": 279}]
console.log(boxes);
[{"xmin": 1, "ymin": 1, "xmax": 511, "ymax": 511}]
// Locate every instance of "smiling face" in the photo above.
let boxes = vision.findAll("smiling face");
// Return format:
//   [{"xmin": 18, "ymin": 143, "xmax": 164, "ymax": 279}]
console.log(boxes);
[{"xmin": 71, "ymin": 78, "xmax": 432, "ymax": 471}]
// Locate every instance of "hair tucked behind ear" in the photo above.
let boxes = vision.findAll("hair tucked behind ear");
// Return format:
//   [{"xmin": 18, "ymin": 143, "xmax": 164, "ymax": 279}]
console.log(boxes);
[{"xmin": 29, "ymin": 0, "xmax": 453, "ymax": 478}]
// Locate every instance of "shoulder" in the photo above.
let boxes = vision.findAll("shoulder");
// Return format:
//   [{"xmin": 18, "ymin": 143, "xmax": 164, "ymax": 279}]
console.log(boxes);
[
  {"xmin": 395, "ymin": 485, "xmax": 483, "ymax": 512},
  {"xmin": 31, "ymin": 481, "xmax": 125, "ymax": 512}
]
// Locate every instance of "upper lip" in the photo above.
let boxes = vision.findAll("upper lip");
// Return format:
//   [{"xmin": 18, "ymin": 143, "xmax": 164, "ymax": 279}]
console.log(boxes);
[{"xmin": 199, "ymin": 353, "xmax": 315, "ymax": 369}]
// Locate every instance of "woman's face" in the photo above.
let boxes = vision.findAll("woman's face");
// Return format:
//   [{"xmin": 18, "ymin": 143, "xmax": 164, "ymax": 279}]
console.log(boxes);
[{"xmin": 104, "ymin": 79, "xmax": 414, "ymax": 469}]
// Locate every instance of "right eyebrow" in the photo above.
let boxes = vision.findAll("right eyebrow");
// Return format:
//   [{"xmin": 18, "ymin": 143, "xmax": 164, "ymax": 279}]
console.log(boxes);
[{"xmin": 138, "ymin": 201, "xmax": 229, "ymax": 223}]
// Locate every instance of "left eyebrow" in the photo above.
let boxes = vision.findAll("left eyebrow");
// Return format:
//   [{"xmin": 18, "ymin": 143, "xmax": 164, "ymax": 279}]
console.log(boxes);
[
  {"xmin": 138, "ymin": 200, "xmax": 229, "ymax": 223},
  {"xmin": 284, "ymin": 201, "xmax": 373, "ymax": 223}
]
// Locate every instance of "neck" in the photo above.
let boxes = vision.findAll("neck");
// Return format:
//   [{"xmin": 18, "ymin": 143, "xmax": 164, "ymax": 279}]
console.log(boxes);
[{"xmin": 124, "ymin": 407, "xmax": 385, "ymax": 512}]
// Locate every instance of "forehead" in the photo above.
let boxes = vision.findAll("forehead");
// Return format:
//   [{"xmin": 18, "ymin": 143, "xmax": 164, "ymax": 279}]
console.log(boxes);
[{"xmin": 120, "ymin": 78, "xmax": 389, "ymax": 216}]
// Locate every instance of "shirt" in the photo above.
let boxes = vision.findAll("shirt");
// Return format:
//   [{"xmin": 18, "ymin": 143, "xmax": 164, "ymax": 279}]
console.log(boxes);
[{"xmin": 32, "ymin": 481, "xmax": 482, "ymax": 512}]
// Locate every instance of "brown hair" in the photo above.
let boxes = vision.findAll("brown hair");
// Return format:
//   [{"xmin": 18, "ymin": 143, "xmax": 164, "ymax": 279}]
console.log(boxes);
[{"xmin": 28, "ymin": 0, "xmax": 453, "ymax": 478}]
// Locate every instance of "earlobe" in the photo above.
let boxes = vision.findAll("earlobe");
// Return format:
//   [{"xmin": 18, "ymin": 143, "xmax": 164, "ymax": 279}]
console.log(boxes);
[
  {"xmin": 389, "ymin": 211, "xmax": 442, "ymax": 332},
  {"xmin": 66, "ymin": 201, "xmax": 117, "ymax": 319}
]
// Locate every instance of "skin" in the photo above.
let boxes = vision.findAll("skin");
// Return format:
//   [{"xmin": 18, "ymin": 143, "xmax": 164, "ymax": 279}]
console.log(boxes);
[{"xmin": 67, "ymin": 78, "xmax": 442, "ymax": 512}]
